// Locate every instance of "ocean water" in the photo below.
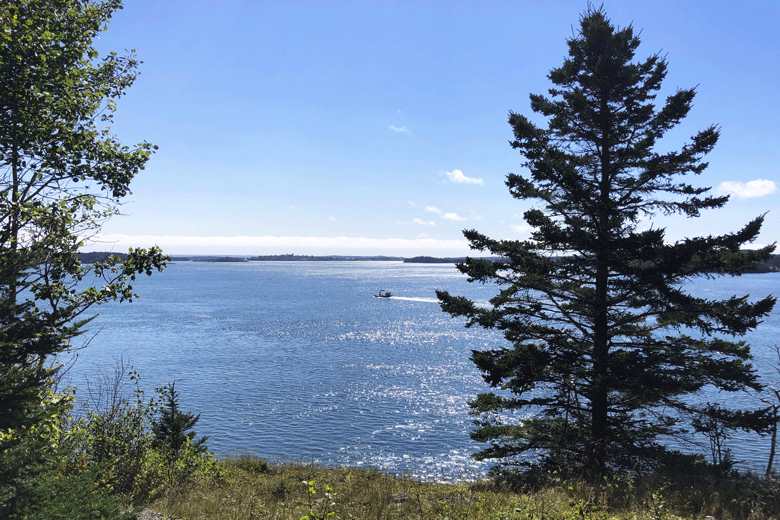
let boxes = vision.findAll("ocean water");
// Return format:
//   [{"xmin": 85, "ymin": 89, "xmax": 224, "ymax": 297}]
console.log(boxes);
[{"xmin": 61, "ymin": 261, "xmax": 780, "ymax": 480}]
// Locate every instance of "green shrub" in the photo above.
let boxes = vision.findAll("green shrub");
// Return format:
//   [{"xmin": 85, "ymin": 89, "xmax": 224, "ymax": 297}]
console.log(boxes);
[
  {"xmin": 15, "ymin": 466, "xmax": 137, "ymax": 520},
  {"xmin": 59, "ymin": 363, "xmax": 218, "ymax": 503},
  {"xmin": 61, "ymin": 364, "xmax": 156, "ymax": 497},
  {"xmin": 0, "ymin": 397, "xmax": 136, "ymax": 520}
]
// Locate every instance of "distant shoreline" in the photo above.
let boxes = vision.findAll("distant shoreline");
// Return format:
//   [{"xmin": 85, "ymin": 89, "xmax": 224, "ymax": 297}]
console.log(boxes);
[
  {"xmin": 76, "ymin": 252, "xmax": 780, "ymax": 272},
  {"xmin": 174, "ymin": 255, "xmax": 476, "ymax": 264}
]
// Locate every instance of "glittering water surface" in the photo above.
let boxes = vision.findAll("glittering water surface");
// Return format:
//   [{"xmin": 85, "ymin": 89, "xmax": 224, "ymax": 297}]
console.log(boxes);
[{"xmin": 62, "ymin": 262, "xmax": 780, "ymax": 479}]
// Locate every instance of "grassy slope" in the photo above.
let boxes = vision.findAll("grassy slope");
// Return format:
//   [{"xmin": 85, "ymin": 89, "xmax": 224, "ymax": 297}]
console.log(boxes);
[{"xmin": 146, "ymin": 458, "xmax": 780, "ymax": 520}]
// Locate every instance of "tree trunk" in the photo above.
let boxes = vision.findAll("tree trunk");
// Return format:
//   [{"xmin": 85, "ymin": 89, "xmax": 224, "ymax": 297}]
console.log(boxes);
[
  {"xmin": 591, "ymin": 255, "xmax": 610, "ymax": 476},
  {"xmin": 767, "ymin": 394, "xmax": 779, "ymax": 478},
  {"xmin": 590, "ymin": 93, "xmax": 613, "ymax": 478}
]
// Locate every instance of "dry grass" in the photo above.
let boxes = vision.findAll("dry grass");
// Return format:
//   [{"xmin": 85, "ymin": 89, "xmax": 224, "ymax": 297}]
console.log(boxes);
[{"xmin": 145, "ymin": 457, "xmax": 780, "ymax": 520}]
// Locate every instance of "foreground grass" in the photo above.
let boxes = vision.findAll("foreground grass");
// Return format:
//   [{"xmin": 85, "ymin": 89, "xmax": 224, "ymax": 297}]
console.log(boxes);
[{"xmin": 146, "ymin": 457, "xmax": 780, "ymax": 520}]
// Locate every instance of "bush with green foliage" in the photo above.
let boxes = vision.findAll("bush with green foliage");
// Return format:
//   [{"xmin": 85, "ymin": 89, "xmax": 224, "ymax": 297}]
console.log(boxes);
[
  {"xmin": 60, "ymin": 363, "xmax": 219, "ymax": 504},
  {"xmin": 1, "ymin": 359, "xmax": 218, "ymax": 520},
  {"xmin": 61, "ymin": 364, "xmax": 158, "ymax": 500},
  {"xmin": 8, "ymin": 465, "xmax": 135, "ymax": 520},
  {"xmin": 148, "ymin": 381, "xmax": 215, "ymax": 490}
]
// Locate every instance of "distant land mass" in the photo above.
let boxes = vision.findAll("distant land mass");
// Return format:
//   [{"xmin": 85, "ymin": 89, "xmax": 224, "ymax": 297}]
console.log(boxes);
[
  {"xmin": 75, "ymin": 252, "xmax": 780, "ymax": 272},
  {"xmin": 76, "ymin": 251, "xmax": 130, "ymax": 263},
  {"xmin": 248, "ymin": 254, "xmax": 404, "ymax": 262},
  {"xmin": 747, "ymin": 254, "xmax": 780, "ymax": 273},
  {"xmin": 404, "ymin": 256, "xmax": 470, "ymax": 264},
  {"xmin": 405, "ymin": 255, "xmax": 780, "ymax": 273},
  {"xmin": 192, "ymin": 256, "xmax": 247, "ymax": 263}
]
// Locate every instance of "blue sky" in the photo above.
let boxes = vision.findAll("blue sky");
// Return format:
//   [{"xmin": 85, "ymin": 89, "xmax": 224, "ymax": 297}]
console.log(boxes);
[{"xmin": 87, "ymin": 0, "xmax": 779, "ymax": 256}]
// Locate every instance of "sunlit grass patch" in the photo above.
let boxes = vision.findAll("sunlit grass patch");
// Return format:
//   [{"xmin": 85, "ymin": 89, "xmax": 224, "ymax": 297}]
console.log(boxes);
[{"xmin": 144, "ymin": 457, "xmax": 780, "ymax": 520}]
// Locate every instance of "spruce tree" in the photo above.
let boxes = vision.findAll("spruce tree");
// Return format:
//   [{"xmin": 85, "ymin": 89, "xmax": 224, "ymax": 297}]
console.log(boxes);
[
  {"xmin": 437, "ymin": 7, "xmax": 775, "ymax": 478},
  {"xmin": 152, "ymin": 382, "xmax": 208, "ymax": 461}
]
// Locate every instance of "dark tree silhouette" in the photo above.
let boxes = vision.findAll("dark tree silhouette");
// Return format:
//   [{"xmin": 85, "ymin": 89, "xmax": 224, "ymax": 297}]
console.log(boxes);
[
  {"xmin": 437, "ymin": 7, "xmax": 775, "ymax": 478},
  {"xmin": 152, "ymin": 382, "xmax": 209, "ymax": 461}
]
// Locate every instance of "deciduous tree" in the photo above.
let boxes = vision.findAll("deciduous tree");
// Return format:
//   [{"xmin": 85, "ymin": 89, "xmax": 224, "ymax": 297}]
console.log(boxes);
[
  {"xmin": 0, "ymin": 0, "xmax": 166, "ymax": 513},
  {"xmin": 437, "ymin": 7, "xmax": 775, "ymax": 479}
]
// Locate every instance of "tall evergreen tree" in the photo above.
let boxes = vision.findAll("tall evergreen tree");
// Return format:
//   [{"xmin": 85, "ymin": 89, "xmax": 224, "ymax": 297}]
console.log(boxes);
[{"xmin": 437, "ymin": 7, "xmax": 775, "ymax": 478}]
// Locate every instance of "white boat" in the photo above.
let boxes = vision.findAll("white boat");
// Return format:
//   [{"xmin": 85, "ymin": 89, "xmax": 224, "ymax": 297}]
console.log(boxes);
[{"xmin": 374, "ymin": 290, "xmax": 392, "ymax": 298}]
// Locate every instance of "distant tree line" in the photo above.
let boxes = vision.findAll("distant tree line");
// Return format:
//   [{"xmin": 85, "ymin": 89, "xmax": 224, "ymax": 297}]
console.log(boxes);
[
  {"xmin": 404, "ymin": 256, "xmax": 467, "ymax": 264},
  {"xmin": 249, "ymin": 254, "xmax": 404, "ymax": 261},
  {"xmin": 193, "ymin": 257, "xmax": 247, "ymax": 263},
  {"xmin": 78, "ymin": 252, "xmax": 780, "ymax": 270},
  {"xmin": 76, "ymin": 251, "xmax": 131, "ymax": 264},
  {"xmin": 748, "ymin": 254, "xmax": 780, "ymax": 273}
]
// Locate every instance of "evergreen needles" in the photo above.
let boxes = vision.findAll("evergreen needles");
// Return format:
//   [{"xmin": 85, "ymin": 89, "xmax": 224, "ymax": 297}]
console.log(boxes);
[
  {"xmin": 437, "ymin": 6, "xmax": 776, "ymax": 479},
  {"xmin": 152, "ymin": 382, "xmax": 209, "ymax": 461}
]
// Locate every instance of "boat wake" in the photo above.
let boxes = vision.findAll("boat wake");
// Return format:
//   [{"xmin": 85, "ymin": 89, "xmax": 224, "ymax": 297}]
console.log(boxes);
[
  {"xmin": 390, "ymin": 296, "xmax": 440, "ymax": 303},
  {"xmin": 387, "ymin": 296, "xmax": 492, "ymax": 308}
]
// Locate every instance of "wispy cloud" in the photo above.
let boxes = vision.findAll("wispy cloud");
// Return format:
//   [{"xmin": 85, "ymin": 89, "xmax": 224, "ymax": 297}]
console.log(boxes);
[
  {"xmin": 425, "ymin": 206, "xmax": 467, "ymax": 221},
  {"xmin": 413, "ymin": 218, "xmax": 436, "ymax": 226},
  {"xmin": 328, "ymin": 215, "xmax": 337, "ymax": 221},
  {"xmin": 407, "ymin": 200, "xmax": 416, "ymax": 207},
  {"xmin": 717, "ymin": 179, "xmax": 777, "ymax": 199},
  {"xmin": 444, "ymin": 169, "xmax": 483, "ymax": 185},
  {"xmin": 389, "ymin": 125, "xmax": 411, "ymax": 134},
  {"xmin": 86, "ymin": 234, "xmax": 471, "ymax": 256},
  {"xmin": 511, "ymin": 224, "xmax": 533, "ymax": 234}
]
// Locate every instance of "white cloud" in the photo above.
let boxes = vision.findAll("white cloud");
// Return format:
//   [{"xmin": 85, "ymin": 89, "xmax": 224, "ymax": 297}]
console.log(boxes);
[
  {"xmin": 717, "ymin": 179, "xmax": 777, "ymax": 199},
  {"xmin": 425, "ymin": 206, "xmax": 442, "ymax": 214},
  {"xmin": 328, "ymin": 215, "xmax": 336, "ymax": 221},
  {"xmin": 443, "ymin": 212, "xmax": 467, "ymax": 221},
  {"xmin": 86, "ymin": 234, "xmax": 471, "ymax": 256},
  {"xmin": 511, "ymin": 224, "xmax": 534, "ymax": 234},
  {"xmin": 389, "ymin": 125, "xmax": 411, "ymax": 134},
  {"xmin": 407, "ymin": 200, "xmax": 415, "ymax": 207},
  {"xmin": 742, "ymin": 242, "xmax": 775, "ymax": 250},
  {"xmin": 444, "ymin": 169, "xmax": 483, "ymax": 185},
  {"xmin": 413, "ymin": 218, "xmax": 436, "ymax": 226}
]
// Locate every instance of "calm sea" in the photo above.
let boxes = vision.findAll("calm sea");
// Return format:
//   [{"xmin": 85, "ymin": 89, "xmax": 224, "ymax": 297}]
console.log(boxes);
[{"xmin": 61, "ymin": 261, "xmax": 780, "ymax": 480}]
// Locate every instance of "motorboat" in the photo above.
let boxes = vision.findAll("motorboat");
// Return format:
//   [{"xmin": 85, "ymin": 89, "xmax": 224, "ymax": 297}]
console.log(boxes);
[{"xmin": 374, "ymin": 290, "xmax": 392, "ymax": 298}]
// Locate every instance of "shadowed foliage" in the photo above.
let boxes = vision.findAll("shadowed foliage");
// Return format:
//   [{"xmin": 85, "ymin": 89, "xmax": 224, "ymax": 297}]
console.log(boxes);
[
  {"xmin": 437, "ymin": 6, "xmax": 775, "ymax": 480},
  {"xmin": 1, "ymin": 1, "xmax": 166, "ymax": 517}
]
